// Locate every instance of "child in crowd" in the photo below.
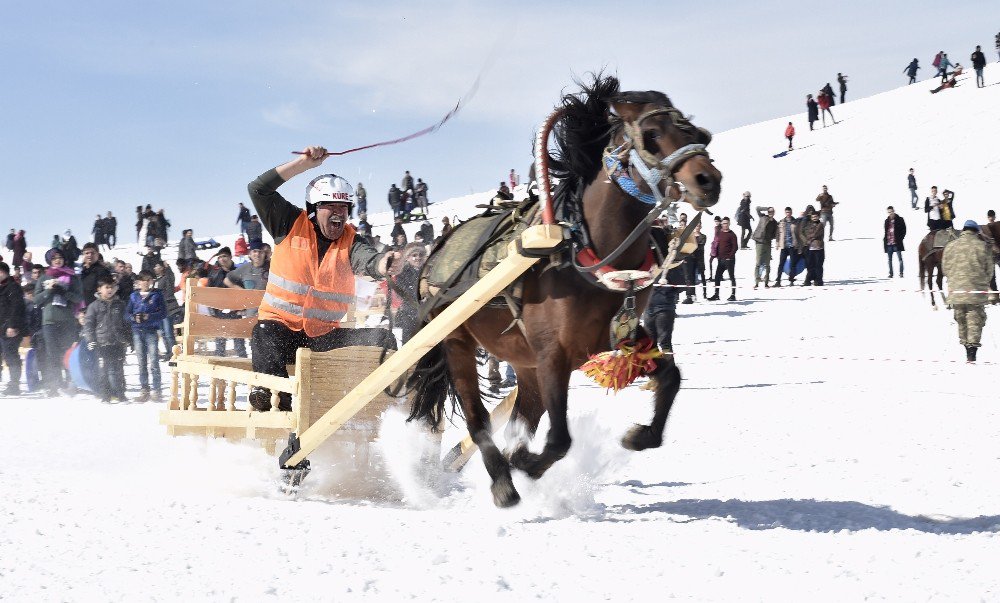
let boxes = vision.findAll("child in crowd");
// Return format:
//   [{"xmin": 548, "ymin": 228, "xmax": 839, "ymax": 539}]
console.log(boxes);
[
  {"xmin": 83, "ymin": 275, "xmax": 131, "ymax": 403},
  {"xmin": 126, "ymin": 270, "xmax": 165, "ymax": 402}
]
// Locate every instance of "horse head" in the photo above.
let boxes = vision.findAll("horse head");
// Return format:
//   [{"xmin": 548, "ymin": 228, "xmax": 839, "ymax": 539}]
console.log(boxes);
[{"xmin": 608, "ymin": 96, "xmax": 721, "ymax": 211}]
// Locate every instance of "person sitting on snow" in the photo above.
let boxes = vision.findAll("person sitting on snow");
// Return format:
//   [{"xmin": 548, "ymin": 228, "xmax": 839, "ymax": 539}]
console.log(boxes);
[{"xmin": 246, "ymin": 146, "xmax": 399, "ymax": 412}]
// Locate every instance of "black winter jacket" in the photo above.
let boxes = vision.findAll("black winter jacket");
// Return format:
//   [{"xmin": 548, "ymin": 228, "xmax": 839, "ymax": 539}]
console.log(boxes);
[
  {"xmin": 80, "ymin": 262, "xmax": 113, "ymax": 308},
  {"xmin": 883, "ymin": 215, "xmax": 907, "ymax": 252},
  {"xmin": 0, "ymin": 278, "xmax": 26, "ymax": 333},
  {"xmin": 83, "ymin": 297, "xmax": 131, "ymax": 347}
]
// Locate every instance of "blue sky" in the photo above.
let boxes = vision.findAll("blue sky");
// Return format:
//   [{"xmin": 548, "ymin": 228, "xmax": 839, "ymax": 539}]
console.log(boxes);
[{"xmin": 2, "ymin": 0, "xmax": 995, "ymax": 245}]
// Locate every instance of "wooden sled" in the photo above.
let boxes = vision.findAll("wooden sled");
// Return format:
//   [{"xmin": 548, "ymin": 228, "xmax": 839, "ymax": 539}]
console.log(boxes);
[{"xmin": 160, "ymin": 282, "xmax": 403, "ymax": 476}]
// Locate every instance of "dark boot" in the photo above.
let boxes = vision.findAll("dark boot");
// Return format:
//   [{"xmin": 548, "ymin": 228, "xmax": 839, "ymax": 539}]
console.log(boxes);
[
  {"xmin": 249, "ymin": 386, "xmax": 272, "ymax": 411},
  {"xmin": 727, "ymin": 293, "xmax": 737, "ymax": 302},
  {"xmin": 966, "ymin": 346, "xmax": 978, "ymax": 363}
]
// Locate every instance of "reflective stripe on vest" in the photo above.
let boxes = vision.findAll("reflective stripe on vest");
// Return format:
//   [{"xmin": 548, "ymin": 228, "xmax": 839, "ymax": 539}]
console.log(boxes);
[
  {"xmin": 261, "ymin": 292, "xmax": 347, "ymax": 323},
  {"xmin": 267, "ymin": 273, "xmax": 355, "ymax": 304},
  {"xmin": 257, "ymin": 211, "xmax": 357, "ymax": 337}
]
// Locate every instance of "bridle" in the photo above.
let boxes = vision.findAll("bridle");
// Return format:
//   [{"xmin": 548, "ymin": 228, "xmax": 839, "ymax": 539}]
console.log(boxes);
[
  {"xmin": 602, "ymin": 107, "xmax": 710, "ymax": 210},
  {"xmin": 565, "ymin": 106, "xmax": 711, "ymax": 290}
]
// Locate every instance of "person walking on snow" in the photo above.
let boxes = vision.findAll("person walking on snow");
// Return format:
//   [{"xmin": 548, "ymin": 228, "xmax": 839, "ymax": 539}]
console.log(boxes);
[
  {"xmin": 774, "ymin": 207, "xmax": 799, "ymax": 287},
  {"xmin": 355, "ymin": 182, "xmax": 367, "ymax": 217},
  {"xmin": 817, "ymin": 90, "xmax": 836, "ymax": 126},
  {"xmin": 971, "ymin": 45, "xmax": 987, "ymax": 88},
  {"xmin": 236, "ymin": 202, "xmax": 251, "ymax": 236},
  {"xmin": 801, "ymin": 212, "xmax": 826, "ymax": 286},
  {"xmin": 904, "ymin": 58, "xmax": 920, "ymax": 84},
  {"xmin": 837, "ymin": 73, "xmax": 848, "ymax": 103},
  {"xmin": 821, "ymin": 83, "xmax": 836, "ymax": 106},
  {"xmin": 752, "ymin": 206, "xmax": 778, "ymax": 288},
  {"xmin": 784, "ymin": 122, "xmax": 795, "ymax": 150},
  {"xmin": 816, "ymin": 185, "xmax": 838, "ymax": 241},
  {"xmin": 707, "ymin": 217, "xmax": 739, "ymax": 302},
  {"xmin": 806, "ymin": 94, "xmax": 819, "ymax": 130},
  {"xmin": 735, "ymin": 192, "xmax": 754, "ymax": 249},
  {"xmin": 908, "ymin": 168, "xmax": 919, "ymax": 209},
  {"xmin": 941, "ymin": 220, "xmax": 995, "ymax": 363},
  {"xmin": 884, "ymin": 206, "xmax": 906, "ymax": 278},
  {"xmin": 937, "ymin": 52, "xmax": 954, "ymax": 81}
]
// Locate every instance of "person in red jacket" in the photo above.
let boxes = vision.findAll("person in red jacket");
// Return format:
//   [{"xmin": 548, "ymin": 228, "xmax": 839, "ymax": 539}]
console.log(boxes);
[
  {"xmin": 817, "ymin": 91, "xmax": 837, "ymax": 127},
  {"xmin": 707, "ymin": 217, "xmax": 739, "ymax": 301},
  {"xmin": 784, "ymin": 122, "xmax": 796, "ymax": 150}
]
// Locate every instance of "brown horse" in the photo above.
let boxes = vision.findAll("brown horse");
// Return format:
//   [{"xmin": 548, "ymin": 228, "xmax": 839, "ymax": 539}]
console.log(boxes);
[
  {"xmin": 918, "ymin": 230, "xmax": 954, "ymax": 309},
  {"xmin": 407, "ymin": 75, "xmax": 722, "ymax": 507}
]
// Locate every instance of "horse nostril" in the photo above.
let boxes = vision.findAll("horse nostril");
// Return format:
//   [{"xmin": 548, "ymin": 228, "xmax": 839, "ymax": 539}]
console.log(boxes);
[{"xmin": 695, "ymin": 172, "xmax": 717, "ymax": 191}]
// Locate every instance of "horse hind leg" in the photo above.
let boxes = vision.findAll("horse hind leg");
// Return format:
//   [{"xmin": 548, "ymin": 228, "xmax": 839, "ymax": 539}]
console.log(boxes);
[
  {"xmin": 446, "ymin": 335, "xmax": 520, "ymax": 507},
  {"xmin": 503, "ymin": 367, "xmax": 544, "ymax": 446},
  {"xmin": 623, "ymin": 358, "xmax": 681, "ymax": 451}
]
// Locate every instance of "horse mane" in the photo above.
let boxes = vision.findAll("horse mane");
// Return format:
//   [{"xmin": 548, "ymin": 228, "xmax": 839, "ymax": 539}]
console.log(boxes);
[{"xmin": 547, "ymin": 74, "xmax": 689, "ymax": 187}]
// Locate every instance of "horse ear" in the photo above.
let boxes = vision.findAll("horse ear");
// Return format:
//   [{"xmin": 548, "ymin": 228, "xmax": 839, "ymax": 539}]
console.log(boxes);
[
  {"xmin": 696, "ymin": 127, "xmax": 713, "ymax": 145},
  {"xmin": 609, "ymin": 101, "xmax": 644, "ymax": 123}
]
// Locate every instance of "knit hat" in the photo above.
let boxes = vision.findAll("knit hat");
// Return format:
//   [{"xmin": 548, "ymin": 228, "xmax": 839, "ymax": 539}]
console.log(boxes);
[
  {"xmin": 248, "ymin": 240, "xmax": 264, "ymax": 251},
  {"xmin": 963, "ymin": 219, "xmax": 979, "ymax": 230},
  {"xmin": 45, "ymin": 248, "xmax": 64, "ymax": 264}
]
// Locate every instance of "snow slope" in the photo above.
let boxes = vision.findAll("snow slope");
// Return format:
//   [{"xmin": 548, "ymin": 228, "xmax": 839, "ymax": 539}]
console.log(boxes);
[{"xmin": 3, "ymin": 66, "xmax": 1000, "ymax": 601}]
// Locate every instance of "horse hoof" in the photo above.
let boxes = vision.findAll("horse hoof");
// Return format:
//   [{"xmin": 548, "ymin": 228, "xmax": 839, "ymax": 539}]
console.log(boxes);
[
  {"xmin": 509, "ymin": 445, "xmax": 547, "ymax": 480},
  {"xmin": 491, "ymin": 474, "xmax": 520, "ymax": 508},
  {"xmin": 621, "ymin": 424, "xmax": 663, "ymax": 451}
]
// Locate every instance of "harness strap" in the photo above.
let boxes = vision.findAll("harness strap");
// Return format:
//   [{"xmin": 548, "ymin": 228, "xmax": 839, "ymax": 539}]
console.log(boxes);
[{"xmin": 575, "ymin": 246, "xmax": 658, "ymax": 291}]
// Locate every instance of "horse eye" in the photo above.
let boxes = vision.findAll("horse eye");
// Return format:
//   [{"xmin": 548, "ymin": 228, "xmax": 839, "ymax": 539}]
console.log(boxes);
[{"xmin": 642, "ymin": 130, "xmax": 660, "ymax": 149}]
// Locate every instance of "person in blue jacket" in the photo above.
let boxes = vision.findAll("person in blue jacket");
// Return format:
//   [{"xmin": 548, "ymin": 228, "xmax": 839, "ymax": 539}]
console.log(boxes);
[{"xmin": 126, "ymin": 270, "xmax": 166, "ymax": 402}]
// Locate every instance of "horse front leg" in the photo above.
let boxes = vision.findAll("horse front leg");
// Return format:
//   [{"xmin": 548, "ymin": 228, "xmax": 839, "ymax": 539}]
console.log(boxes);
[
  {"xmin": 937, "ymin": 269, "xmax": 949, "ymax": 309},
  {"xmin": 927, "ymin": 267, "xmax": 938, "ymax": 309},
  {"xmin": 446, "ymin": 335, "xmax": 520, "ymax": 507},
  {"xmin": 508, "ymin": 354, "xmax": 572, "ymax": 480},
  {"xmin": 622, "ymin": 357, "xmax": 681, "ymax": 451}
]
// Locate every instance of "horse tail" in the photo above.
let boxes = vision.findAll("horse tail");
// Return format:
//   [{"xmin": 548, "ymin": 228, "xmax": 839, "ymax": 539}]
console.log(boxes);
[{"xmin": 406, "ymin": 342, "xmax": 456, "ymax": 431}]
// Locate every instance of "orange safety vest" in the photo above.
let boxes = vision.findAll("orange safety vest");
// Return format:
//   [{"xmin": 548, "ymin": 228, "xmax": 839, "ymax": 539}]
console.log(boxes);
[{"xmin": 258, "ymin": 211, "xmax": 356, "ymax": 337}]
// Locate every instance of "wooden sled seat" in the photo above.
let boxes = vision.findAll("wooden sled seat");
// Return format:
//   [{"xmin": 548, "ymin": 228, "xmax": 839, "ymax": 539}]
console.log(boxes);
[{"xmin": 161, "ymin": 279, "xmax": 401, "ymax": 455}]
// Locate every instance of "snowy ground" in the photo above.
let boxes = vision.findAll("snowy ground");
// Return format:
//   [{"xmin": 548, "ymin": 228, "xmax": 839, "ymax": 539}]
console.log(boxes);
[{"xmin": 4, "ymin": 68, "xmax": 1000, "ymax": 600}]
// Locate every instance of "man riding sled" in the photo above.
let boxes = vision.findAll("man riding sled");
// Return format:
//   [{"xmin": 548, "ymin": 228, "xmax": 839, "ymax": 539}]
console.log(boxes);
[{"xmin": 247, "ymin": 146, "xmax": 398, "ymax": 411}]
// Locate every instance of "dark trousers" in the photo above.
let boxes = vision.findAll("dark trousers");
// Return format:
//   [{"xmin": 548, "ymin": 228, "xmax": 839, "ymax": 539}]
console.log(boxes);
[
  {"xmin": 1, "ymin": 335, "xmax": 22, "ymax": 386},
  {"xmin": 776, "ymin": 247, "xmax": 799, "ymax": 284},
  {"xmin": 787, "ymin": 135, "xmax": 794, "ymax": 150},
  {"xmin": 95, "ymin": 344, "xmax": 126, "ymax": 398},
  {"xmin": 42, "ymin": 322, "xmax": 76, "ymax": 391},
  {"xmin": 684, "ymin": 260, "xmax": 706, "ymax": 298},
  {"xmin": 805, "ymin": 249, "xmax": 825, "ymax": 285},
  {"xmin": 713, "ymin": 258, "xmax": 736, "ymax": 297},
  {"xmin": 886, "ymin": 245, "xmax": 903, "ymax": 276},
  {"xmin": 250, "ymin": 320, "xmax": 397, "ymax": 379},
  {"xmin": 645, "ymin": 289, "xmax": 679, "ymax": 351},
  {"xmin": 213, "ymin": 311, "xmax": 247, "ymax": 357},
  {"xmin": 739, "ymin": 227, "xmax": 752, "ymax": 249}
]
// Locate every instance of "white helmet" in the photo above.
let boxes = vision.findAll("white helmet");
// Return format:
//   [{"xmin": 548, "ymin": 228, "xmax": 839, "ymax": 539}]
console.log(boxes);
[{"xmin": 305, "ymin": 174, "xmax": 354, "ymax": 210}]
